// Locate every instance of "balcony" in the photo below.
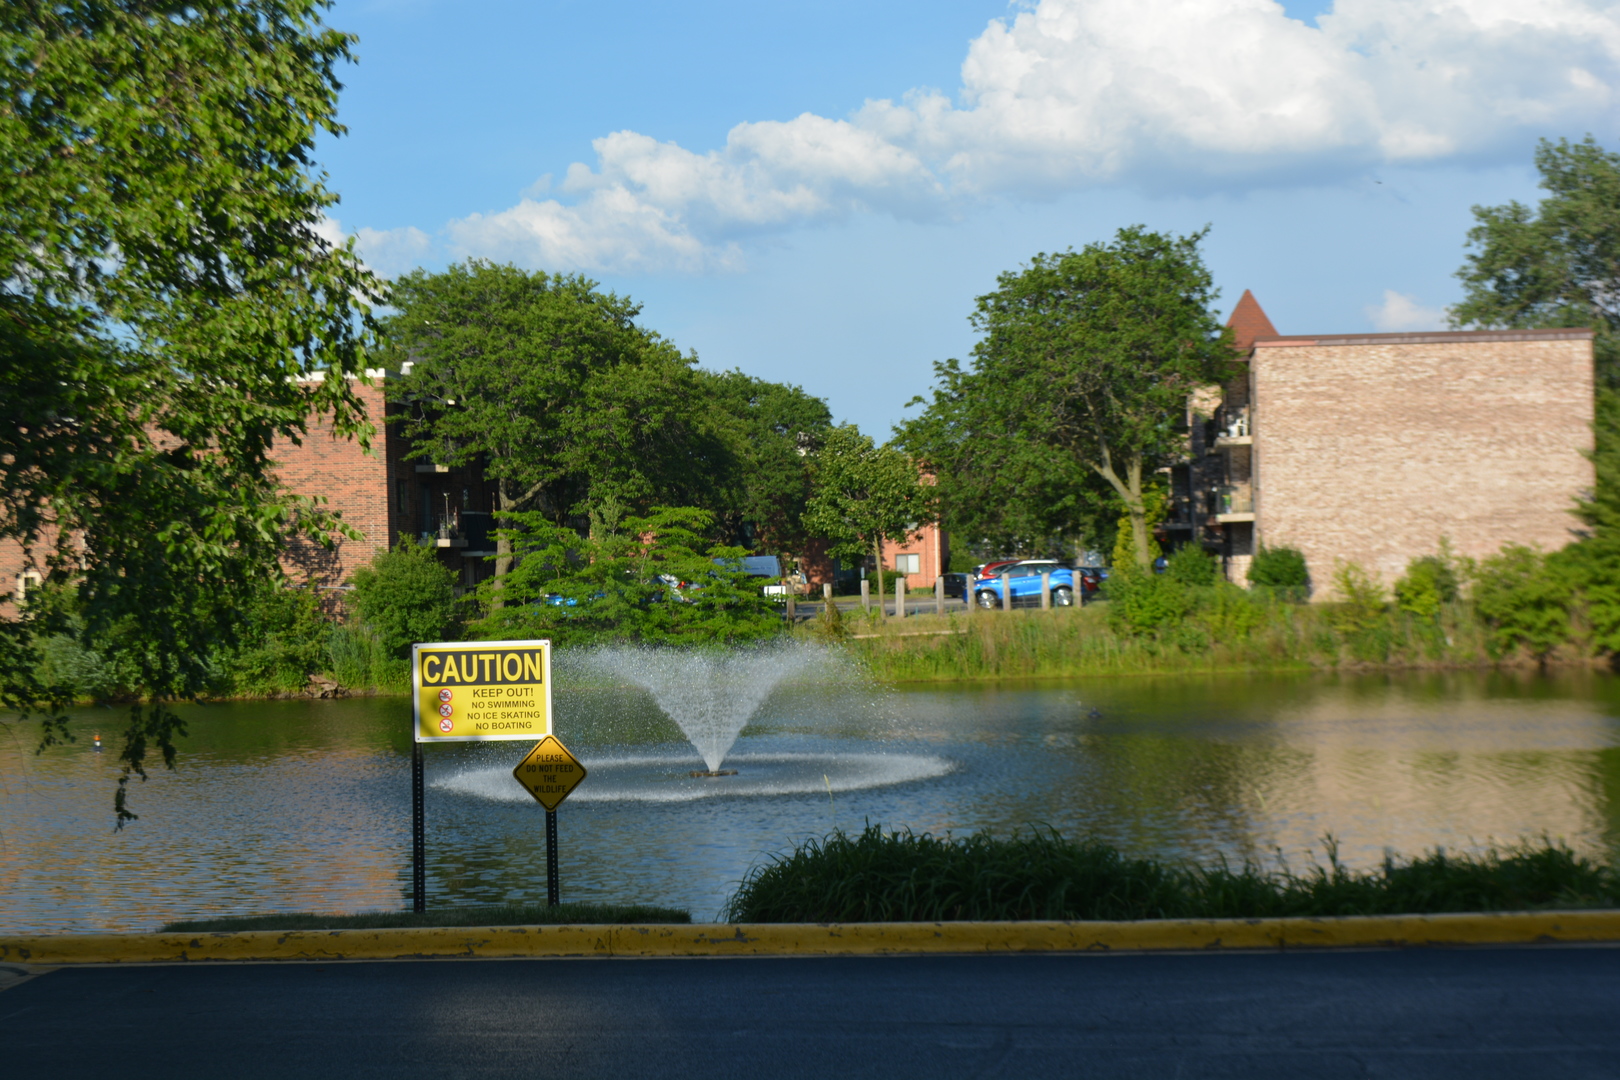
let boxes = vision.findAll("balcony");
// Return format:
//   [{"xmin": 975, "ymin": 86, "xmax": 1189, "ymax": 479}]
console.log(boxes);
[
  {"xmin": 1216, "ymin": 484, "xmax": 1254, "ymax": 523},
  {"xmin": 1213, "ymin": 405, "xmax": 1251, "ymax": 447}
]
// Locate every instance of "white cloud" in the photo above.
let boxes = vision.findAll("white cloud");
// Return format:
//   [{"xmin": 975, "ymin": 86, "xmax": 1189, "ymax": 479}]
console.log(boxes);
[
  {"xmin": 1365, "ymin": 289, "xmax": 1449, "ymax": 331},
  {"xmin": 313, "ymin": 216, "xmax": 433, "ymax": 279},
  {"xmin": 353, "ymin": 225, "xmax": 433, "ymax": 278},
  {"xmin": 433, "ymin": 0, "xmax": 1620, "ymax": 273}
]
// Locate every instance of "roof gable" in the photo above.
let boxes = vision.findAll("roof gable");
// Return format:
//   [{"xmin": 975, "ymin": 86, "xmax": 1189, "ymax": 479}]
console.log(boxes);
[{"xmin": 1226, "ymin": 290, "xmax": 1278, "ymax": 352}]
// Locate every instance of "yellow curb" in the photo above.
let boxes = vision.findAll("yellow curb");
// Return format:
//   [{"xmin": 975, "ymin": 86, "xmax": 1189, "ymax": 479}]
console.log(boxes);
[{"xmin": 2, "ymin": 910, "xmax": 1619, "ymax": 965}]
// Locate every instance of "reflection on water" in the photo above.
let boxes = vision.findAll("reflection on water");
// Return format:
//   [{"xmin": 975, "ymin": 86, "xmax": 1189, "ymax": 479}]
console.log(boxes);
[{"xmin": 2, "ymin": 670, "xmax": 1619, "ymax": 932}]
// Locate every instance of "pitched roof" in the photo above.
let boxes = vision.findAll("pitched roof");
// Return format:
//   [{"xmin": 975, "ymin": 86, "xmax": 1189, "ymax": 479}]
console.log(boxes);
[{"xmin": 1226, "ymin": 290, "xmax": 1278, "ymax": 352}]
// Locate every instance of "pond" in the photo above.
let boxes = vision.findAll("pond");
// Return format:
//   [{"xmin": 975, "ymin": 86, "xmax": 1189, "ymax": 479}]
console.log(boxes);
[{"xmin": 3, "ymin": 666, "xmax": 1619, "ymax": 932}]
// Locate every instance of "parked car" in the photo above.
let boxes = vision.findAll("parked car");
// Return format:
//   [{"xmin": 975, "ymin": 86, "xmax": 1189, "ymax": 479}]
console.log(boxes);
[
  {"xmin": 972, "ymin": 559, "xmax": 1023, "ymax": 581},
  {"xmin": 940, "ymin": 572, "xmax": 970, "ymax": 599},
  {"xmin": 974, "ymin": 563, "xmax": 1087, "ymax": 608}
]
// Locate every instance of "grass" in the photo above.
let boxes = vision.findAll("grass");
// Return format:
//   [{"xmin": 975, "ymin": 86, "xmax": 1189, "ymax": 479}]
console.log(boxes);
[
  {"xmin": 721, "ymin": 824, "xmax": 1620, "ymax": 923},
  {"xmin": 159, "ymin": 902, "xmax": 690, "ymax": 933},
  {"xmin": 803, "ymin": 595, "xmax": 1527, "ymax": 683}
]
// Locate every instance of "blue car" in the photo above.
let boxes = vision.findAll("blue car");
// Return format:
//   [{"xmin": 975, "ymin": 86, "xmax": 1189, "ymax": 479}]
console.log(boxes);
[{"xmin": 974, "ymin": 561, "xmax": 1084, "ymax": 608}]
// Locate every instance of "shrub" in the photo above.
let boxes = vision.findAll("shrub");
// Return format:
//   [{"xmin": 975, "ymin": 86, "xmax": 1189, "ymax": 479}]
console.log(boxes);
[
  {"xmin": 1196, "ymin": 582, "xmax": 1266, "ymax": 642},
  {"xmin": 1105, "ymin": 570, "xmax": 1193, "ymax": 636},
  {"xmin": 215, "ymin": 584, "xmax": 332, "ymax": 695},
  {"xmin": 1164, "ymin": 544, "xmax": 1217, "ymax": 586},
  {"xmin": 1248, "ymin": 544, "xmax": 1309, "ymax": 591},
  {"xmin": 1330, "ymin": 562, "xmax": 1387, "ymax": 634},
  {"xmin": 349, "ymin": 540, "xmax": 462, "ymax": 659},
  {"xmin": 1472, "ymin": 545, "xmax": 1573, "ymax": 659},
  {"xmin": 722, "ymin": 824, "xmax": 1619, "ymax": 923},
  {"xmin": 1394, "ymin": 554, "xmax": 1461, "ymax": 619}
]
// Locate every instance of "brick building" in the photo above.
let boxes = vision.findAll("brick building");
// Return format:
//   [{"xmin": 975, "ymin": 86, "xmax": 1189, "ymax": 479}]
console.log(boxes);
[
  {"xmin": 1170, "ymin": 294, "xmax": 1595, "ymax": 597},
  {"xmin": 282, "ymin": 368, "xmax": 499, "ymax": 596}
]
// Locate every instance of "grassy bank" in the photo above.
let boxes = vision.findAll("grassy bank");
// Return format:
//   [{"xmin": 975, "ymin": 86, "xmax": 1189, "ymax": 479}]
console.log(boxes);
[
  {"xmin": 160, "ymin": 902, "xmax": 690, "ymax": 933},
  {"xmin": 723, "ymin": 825, "xmax": 1619, "ymax": 923},
  {"xmin": 808, "ymin": 595, "xmax": 1577, "ymax": 683}
]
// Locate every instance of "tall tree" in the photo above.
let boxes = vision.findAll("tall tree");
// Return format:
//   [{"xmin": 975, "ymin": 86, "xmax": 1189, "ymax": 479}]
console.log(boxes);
[
  {"xmin": 1, "ymin": 1, "xmax": 380, "ymax": 820},
  {"xmin": 696, "ymin": 370, "xmax": 833, "ymax": 555},
  {"xmin": 1453, "ymin": 136, "xmax": 1620, "ymax": 538},
  {"xmin": 801, "ymin": 425, "xmax": 927, "ymax": 616},
  {"xmin": 1453, "ymin": 136, "xmax": 1620, "ymax": 387},
  {"xmin": 901, "ymin": 227, "xmax": 1232, "ymax": 571},
  {"xmin": 380, "ymin": 261, "xmax": 731, "ymax": 598}
]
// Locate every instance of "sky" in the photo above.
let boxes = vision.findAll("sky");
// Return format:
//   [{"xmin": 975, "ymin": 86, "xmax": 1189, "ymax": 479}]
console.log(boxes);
[{"xmin": 316, "ymin": 0, "xmax": 1620, "ymax": 437}]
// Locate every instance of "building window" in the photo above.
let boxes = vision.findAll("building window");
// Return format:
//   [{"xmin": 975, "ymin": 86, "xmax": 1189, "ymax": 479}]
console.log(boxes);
[
  {"xmin": 894, "ymin": 553, "xmax": 920, "ymax": 574},
  {"xmin": 14, "ymin": 570, "xmax": 41, "ymax": 602}
]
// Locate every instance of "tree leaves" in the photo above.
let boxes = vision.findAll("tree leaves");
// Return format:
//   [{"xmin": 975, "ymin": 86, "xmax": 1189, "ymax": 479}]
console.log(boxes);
[{"xmin": 1, "ymin": 1, "xmax": 382, "ymax": 821}]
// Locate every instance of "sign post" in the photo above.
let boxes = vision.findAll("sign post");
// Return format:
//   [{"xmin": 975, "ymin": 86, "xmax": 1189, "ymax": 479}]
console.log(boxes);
[
  {"xmin": 511, "ymin": 735, "xmax": 587, "ymax": 905},
  {"xmin": 410, "ymin": 639, "xmax": 553, "ymax": 912}
]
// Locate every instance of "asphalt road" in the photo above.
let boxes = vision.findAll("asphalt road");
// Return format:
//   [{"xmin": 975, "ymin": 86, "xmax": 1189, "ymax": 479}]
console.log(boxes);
[{"xmin": 3, "ymin": 948, "xmax": 1618, "ymax": 1079}]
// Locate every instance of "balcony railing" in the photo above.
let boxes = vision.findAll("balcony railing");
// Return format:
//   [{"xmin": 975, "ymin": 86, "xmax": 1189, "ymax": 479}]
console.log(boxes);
[
  {"xmin": 1218, "ymin": 485, "xmax": 1253, "ymax": 516},
  {"xmin": 1215, "ymin": 405, "xmax": 1251, "ymax": 442}
]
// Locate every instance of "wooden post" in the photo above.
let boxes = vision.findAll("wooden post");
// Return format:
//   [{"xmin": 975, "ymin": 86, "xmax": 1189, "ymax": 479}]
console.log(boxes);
[
  {"xmin": 1001, "ymin": 572, "xmax": 1011, "ymax": 612},
  {"xmin": 860, "ymin": 578, "xmax": 870, "ymax": 612},
  {"xmin": 896, "ymin": 577, "xmax": 906, "ymax": 620},
  {"xmin": 1041, "ymin": 571, "xmax": 1051, "ymax": 610},
  {"xmin": 935, "ymin": 576, "xmax": 945, "ymax": 616},
  {"xmin": 786, "ymin": 591, "xmax": 796, "ymax": 621}
]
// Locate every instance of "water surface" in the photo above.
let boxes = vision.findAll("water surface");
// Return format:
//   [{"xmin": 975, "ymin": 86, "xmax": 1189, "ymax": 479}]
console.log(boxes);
[{"xmin": 3, "ymin": 669, "xmax": 1618, "ymax": 931}]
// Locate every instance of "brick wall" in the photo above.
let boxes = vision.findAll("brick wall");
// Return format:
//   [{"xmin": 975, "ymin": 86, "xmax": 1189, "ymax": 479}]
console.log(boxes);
[
  {"xmin": 274, "ymin": 375, "xmax": 402, "ymax": 590},
  {"xmin": 1250, "ymin": 330, "xmax": 1594, "ymax": 597}
]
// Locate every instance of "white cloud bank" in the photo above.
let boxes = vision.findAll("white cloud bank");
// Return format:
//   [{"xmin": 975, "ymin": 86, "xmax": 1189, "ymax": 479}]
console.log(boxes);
[
  {"xmin": 421, "ymin": 0, "xmax": 1620, "ymax": 273},
  {"xmin": 1365, "ymin": 289, "xmax": 1450, "ymax": 331}
]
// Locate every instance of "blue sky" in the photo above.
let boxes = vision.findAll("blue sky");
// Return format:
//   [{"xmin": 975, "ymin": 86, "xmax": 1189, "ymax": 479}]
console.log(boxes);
[{"xmin": 317, "ymin": 0, "xmax": 1619, "ymax": 437}]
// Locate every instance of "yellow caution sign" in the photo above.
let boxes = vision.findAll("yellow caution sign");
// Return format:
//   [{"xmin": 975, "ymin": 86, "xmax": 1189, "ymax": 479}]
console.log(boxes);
[
  {"xmin": 411, "ymin": 640, "xmax": 551, "ymax": 743},
  {"xmin": 512, "ymin": 735, "xmax": 587, "ymax": 811}
]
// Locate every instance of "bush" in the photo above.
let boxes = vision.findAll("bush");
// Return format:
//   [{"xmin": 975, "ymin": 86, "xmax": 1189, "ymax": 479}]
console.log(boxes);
[
  {"xmin": 1394, "ymin": 554, "xmax": 1461, "ymax": 619},
  {"xmin": 1164, "ymin": 544, "xmax": 1217, "ymax": 586},
  {"xmin": 36, "ymin": 632, "xmax": 124, "ymax": 701},
  {"xmin": 349, "ymin": 540, "xmax": 462, "ymax": 659},
  {"xmin": 214, "ymin": 584, "xmax": 332, "ymax": 695},
  {"xmin": 722, "ymin": 825, "xmax": 1619, "ymax": 923},
  {"xmin": 1248, "ymin": 544, "xmax": 1309, "ymax": 591},
  {"xmin": 1472, "ymin": 545, "xmax": 1573, "ymax": 659},
  {"xmin": 1104, "ymin": 570, "xmax": 1193, "ymax": 636},
  {"xmin": 1195, "ymin": 582, "xmax": 1266, "ymax": 642},
  {"xmin": 327, "ymin": 621, "xmax": 407, "ymax": 692}
]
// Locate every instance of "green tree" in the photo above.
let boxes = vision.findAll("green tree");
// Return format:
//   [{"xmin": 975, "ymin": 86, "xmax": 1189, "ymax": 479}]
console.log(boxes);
[
  {"xmin": 0, "ymin": 1, "xmax": 380, "ymax": 820},
  {"xmin": 476, "ymin": 507, "xmax": 781, "ymax": 647},
  {"xmin": 900, "ymin": 227, "xmax": 1233, "ymax": 571},
  {"xmin": 380, "ymin": 261, "xmax": 733, "ymax": 599},
  {"xmin": 349, "ymin": 541, "xmax": 462, "ymax": 660},
  {"xmin": 696, "ymin": 370, "xmax": 833, "ymax": 554},
  {"xmin": 1453, "ymin": 136, "xmax": 1620, "ymax": 386},
  {"xmin": 801, "ymin": 425, "xmax": 928, "ymax": 617}
]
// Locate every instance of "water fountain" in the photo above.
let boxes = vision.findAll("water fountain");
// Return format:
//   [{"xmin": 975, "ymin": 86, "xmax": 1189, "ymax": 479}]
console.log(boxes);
[
  {"xmin": 433, "ymin": 640, "xmax": 954, "ymax": 804},
  {"xmin": 582, "ymin": 643, "xmax": 824, "ymax": 775}
]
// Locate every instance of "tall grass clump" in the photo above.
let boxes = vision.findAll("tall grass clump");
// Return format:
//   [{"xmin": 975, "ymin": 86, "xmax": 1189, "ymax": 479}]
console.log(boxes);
[{"xmin": 722, "ymin": 824, "xmax": 1619, "ymax": 923}]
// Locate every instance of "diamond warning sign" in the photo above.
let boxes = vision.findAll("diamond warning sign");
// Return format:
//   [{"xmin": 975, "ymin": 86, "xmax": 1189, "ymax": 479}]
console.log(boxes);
[{"xmin": 512, "ymin": 735, "xmax": 587, "ymax": 811}]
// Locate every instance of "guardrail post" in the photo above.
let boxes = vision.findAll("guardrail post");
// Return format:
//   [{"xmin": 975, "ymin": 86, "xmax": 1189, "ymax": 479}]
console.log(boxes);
[
  {"xmin": 896, "ymin": 578, "xmax": 906, "ymax": 619},
  {"xmin": 860, "ymin": 578, "xmax": 870, "ymax": 612},
  {"xmin": 1001, "ymin": 573, "xmax": 1011, "ymax": 612},
  {"xmin": 935, "ymin": 576, "xmax": 945, "ymax": 616},
  {"xmin": 1041, "ymin": 571, "xmax": 1051, "ymax": 610}
]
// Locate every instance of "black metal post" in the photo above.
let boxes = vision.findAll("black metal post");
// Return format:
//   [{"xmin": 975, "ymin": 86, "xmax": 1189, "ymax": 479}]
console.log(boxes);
[
  {"xmin": 545, "ymin": 808, "xmax": 560, "ymax": 907},
  {"xmin": 412, "ymin": 742, "xmax": 426, "ymax": 913}
]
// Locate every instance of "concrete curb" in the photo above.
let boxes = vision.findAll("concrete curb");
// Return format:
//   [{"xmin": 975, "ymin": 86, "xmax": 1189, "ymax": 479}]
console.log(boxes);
[{"xmin": 3, "ymin": 910, "xmax": 1619, "ymax": 965}]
